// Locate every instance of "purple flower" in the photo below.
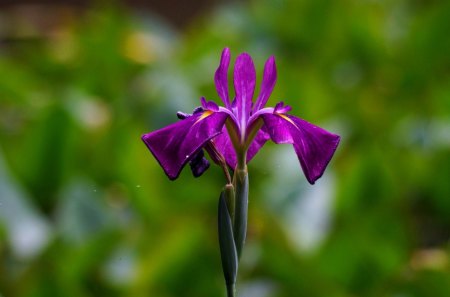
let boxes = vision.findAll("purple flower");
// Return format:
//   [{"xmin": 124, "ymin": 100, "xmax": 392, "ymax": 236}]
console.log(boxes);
[{"xmin": 142, "ymin": 48, "xmax": 340, "ymax": 184}]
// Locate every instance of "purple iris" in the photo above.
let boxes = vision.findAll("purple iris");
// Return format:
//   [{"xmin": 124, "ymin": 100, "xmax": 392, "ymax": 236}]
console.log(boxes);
[{"xmin": 142, "ymin": 48, "xmax": 340, "ymax": 184}]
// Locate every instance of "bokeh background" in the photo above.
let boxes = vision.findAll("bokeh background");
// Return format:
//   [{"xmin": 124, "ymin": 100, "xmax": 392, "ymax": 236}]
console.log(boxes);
[{"xmin": 0, "ymin": 0, "xmax": 449, "ymax": 296}]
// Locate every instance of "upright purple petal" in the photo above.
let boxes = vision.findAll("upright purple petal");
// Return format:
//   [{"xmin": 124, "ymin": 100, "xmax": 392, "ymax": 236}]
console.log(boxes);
[
  {"xmin": 253, "ymin": 56, "xmax": 277, "ymax": 112},
  {"xmin": 142, "ymin": 112, "xmax": 228, "ymax": 180},
  {"xmin": 234, "ymin": 53, "xmax": 256, "ymax": 132},
  {"xmin": 213, "ymin": 127, "xmax": 270, "ymax": 169},
  {"xmin": 261, "ymin": 114, "xmax": 340, "ymax": 184},
  {"xmin": 245, "ymin": 129, "xmax": 270, "ymax": 164},
  {"xmin": 215, "ymin": 48, "xmax": 231, "ymax": 109}
]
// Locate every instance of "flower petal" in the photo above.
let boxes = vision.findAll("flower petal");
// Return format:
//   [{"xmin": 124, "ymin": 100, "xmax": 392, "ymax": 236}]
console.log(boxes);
[
  {"xmin": 274, "ymin": 101, "xmax": 291, "ymax": 113},
  {"xmin": 234, "ymin": 53, "xmax": 256, "ymax": 131},
  {"xmin": 261, "ymin": 114, "xmax": 340, "ymax": 184},
  {"xmin": 212, "ymin": 126, "xmax": 237, "ymax": 169},
  {"xmin": 213, "ymin": 127, "xmax": 270, "ymax": 169},
  {"xmin": 246, "ymin": 129, "xmax": 270, "ymax": 164},
  {"xmin": 215, "ymin": 48, "xmax": 231, "ymax": 109},
  {"xmin": 189, "ymin": 149, "xmax": 210, "ymax": 177},
  {"xmin": 142, "ymin": 112, "xmax": 228, "ymax": 180},
  {"xmin": 201, "ymin": 97, "xmax": 219, "ymax": 111},
  {"xmin": 253, "ymin": 56, "xmax": 277, "ymax": 112}
]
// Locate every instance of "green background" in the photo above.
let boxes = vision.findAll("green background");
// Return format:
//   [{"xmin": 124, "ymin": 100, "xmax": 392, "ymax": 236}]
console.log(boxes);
[{"xmin": 0, "ymin": 0, "xmax": 449, "ymax": 296}]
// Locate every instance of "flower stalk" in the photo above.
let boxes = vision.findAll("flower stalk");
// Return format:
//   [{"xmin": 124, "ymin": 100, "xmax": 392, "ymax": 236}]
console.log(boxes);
[
  {"xmin": 227, "ymin": 284, "xmax": 236, "ymax": 297},
  {"xmin": 141, "ymin": 48, "xmax": 341, "ymax": 297},
  {"xmin": 232, "ymin": 166, "xmax": 248, "ymax": 259},
  {"xmin": 218, "ymin": 162, "xmax": 248, "ymax": 297}
]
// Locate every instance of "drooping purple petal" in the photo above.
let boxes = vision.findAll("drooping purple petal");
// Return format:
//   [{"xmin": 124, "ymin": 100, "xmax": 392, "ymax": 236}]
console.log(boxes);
[
  {"xmin": 142, "ymin": 111, "xmax": 228, "ymax": 180},
  {"xmin": 189, "ymin": 149, "xmax": 210, "ymax": 177},
  {"xmin": 260, "ymin": 113, "xmax": 293, "ymax": 144},
  {"xmin": 261, "ymin": 113, "xmax": 340, "ymax": 184},
  {"xmin": 234, "ymin": 53, "xmax": 256, "ymax": 132},
  {"xmin": 253, "ymin": 56, "xmax": 277, "ymax": 112},
  {"xmin": 212, "ymin": 126, "xmax": 237, "ymax": 169},
  {"xmin": 215, "ymin": 48, "xmax": 231, "ymax": 109}
]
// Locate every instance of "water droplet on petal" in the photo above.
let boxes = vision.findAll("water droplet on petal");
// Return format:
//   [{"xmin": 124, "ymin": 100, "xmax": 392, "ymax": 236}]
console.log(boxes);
[{"xmin": 185, "ymin": 155, "xmax": 189, "ymax": 159}]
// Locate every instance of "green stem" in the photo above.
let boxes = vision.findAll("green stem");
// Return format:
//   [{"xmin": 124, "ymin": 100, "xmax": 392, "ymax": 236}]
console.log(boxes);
[
  {"xmin": 226, "ymin": 283, "xmax": 236, "ymax": 297},
  {"xmin": 233, "ymin": 166, "xmax": 248, "ymax": 258},
  {"xmin": 236, "ymin": 151, "xmax": 247, "ymax": 171}
]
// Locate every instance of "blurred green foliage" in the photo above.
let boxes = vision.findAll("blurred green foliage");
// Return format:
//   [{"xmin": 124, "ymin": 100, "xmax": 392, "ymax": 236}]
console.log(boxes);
[{"xmin": 0, "ymin": 1, "xmax": 449, "ymax": 297}]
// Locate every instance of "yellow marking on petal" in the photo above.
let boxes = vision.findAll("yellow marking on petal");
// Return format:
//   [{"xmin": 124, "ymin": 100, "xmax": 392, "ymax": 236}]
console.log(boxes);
[
  {"xmin": 277, "ymin": 113, "xmax": 301, "ymax": 131},
  {"xmin": 277, "ymin": 113, "xmax": 297, "ymax": 128},
  {"xmin": 194, "ymin": 110, "xmax": 214, "ymax": 125}
]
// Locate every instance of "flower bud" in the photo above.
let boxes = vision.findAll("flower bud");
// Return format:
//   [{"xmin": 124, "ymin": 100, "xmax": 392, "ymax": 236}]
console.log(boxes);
[{"xmin": 218, "ymin": 185, "xmax": 238, "ymax": 291}]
